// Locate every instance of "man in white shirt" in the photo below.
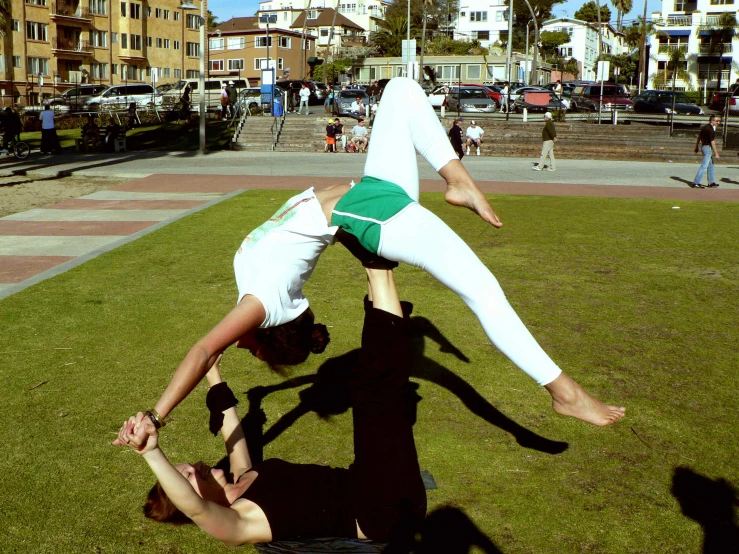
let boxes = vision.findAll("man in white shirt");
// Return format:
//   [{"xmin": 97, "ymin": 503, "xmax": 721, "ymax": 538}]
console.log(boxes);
[
  {"xmin": 350, "ymin": 118, "xmax": 369, "ymax": 152},
  {"xmin": 39, "ymin": 104, "xmax": 59, "ymax": 155},
  {"xmin": 465, "ymin": 120, "xmax": 485, "ymax": 156},
  {"xmin": 500, "ymin": 82, "xmax": 509, "ymax": 113},
  {"xmin": 349, "ymin": 96, "xmax": 366, "ymax": 121},
  {"xmin": 298, "ymin": 83, "xmax": 311, "ymax": 115}
]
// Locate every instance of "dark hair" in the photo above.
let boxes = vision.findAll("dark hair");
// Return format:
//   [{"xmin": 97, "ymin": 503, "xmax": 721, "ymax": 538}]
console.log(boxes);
[
  {"xmin": 254, "ymin": 308, "xmax": 329, "ymax": 369},
  {"xmin": 143, "ymin": 481, "xmax": 192, "ymax": 524}
]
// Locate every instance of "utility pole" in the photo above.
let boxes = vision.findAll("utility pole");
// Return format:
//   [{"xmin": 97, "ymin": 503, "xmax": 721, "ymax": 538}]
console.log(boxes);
[
  {"xmin": 301, "ymin": 0, "xmax": 313, "ymax": 80},
  {"xmin": 419, "ymin": 0, "xmax": 430, "ymax": 84},
  {"xmin": 324, "ymin": 0, "xmax": 340, "ymax": 85},
  {"xmin": 505, "ymin": 0, "xmax": 513, "ymax": 84},
  {"xmin": 638, "ymin": 0, "xmax": 647, "ymax": 92}
]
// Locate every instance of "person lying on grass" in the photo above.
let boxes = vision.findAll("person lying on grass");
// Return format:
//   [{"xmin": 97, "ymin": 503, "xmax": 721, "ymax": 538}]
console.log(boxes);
[
  {"xmin": 115, "ymin": 267, "xmax": 426, "ymax": 548},
  {"xmin": 122, "ymin": 77, "xmax": 623, "ymax": 441}
]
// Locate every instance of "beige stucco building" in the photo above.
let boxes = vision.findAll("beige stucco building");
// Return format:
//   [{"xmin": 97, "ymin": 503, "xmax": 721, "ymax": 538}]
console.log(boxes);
[{"xmin": 1, "ymin": 0, "xmax": 204, "ymax": 105}]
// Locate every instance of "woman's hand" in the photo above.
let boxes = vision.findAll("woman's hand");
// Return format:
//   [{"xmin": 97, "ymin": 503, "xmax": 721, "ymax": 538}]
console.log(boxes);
[{"xmin": 113, "ymin": 412, "xmax": 159, "ymax": 455}]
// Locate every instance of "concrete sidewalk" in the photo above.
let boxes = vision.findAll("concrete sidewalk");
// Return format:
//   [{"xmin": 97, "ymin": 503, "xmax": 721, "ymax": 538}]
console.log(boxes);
[{"xmin": 4, "ymin": 150, "xmax": 739, "ymax": 189}]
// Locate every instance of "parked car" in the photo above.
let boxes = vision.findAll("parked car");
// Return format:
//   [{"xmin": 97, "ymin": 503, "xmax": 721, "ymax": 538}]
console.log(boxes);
[
  {"xmin": 313, "ymin": 82, "xmax": 329, "ymax": 101},
  {"xmin": 632, "ymin": 90, "xmax": 704, "ymax": 115},
  {"xmin": 332, "ymin": 89, "xmax": 370, "ymax": 117},
  {"xmin": 48, "ymin": 84, "xmax": 107, "ymax": 112},
  {"xmin": 512, "ymin": 91, "xmax": 568, "ymax": 113},
  {"xmin": 275, "ymin": 80, "xmax": 319, "ymax": 105},
  {"xmin": 160, "ymin": 78, "xmax": 249, "ymax": 110},
  {"xmin": 710, "ymin": 85, "xmax": 739, "ymax": 113},
  {"xmin": 427, "ymin": 85, "xmax": 452, "ymax": 108},
  {"xmin": 233, "ymin": 88, "xmax": 263, "ymax": 115},
  {"xmin": 446, "ymin": 88, "xmax": 498, "ymax": 113},
  {"xmin": 508, "ymin": 85, "xmax": 549, "ymax": 104},
  {"xmin": 570, "ymin": 83, "xmax": 633, "ymax": 112},
  {"xmin": 84, "ymin": 84, "xmax": 162, "ymax": 110},
  {"xmin": 458, "ymin": 83, "xmax": 502, "ymax": 107}
]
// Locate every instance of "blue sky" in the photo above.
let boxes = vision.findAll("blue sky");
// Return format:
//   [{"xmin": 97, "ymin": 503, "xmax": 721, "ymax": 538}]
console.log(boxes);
[{"xmin": 208, "ymin": 0, "xmax": 663, "ymax": 26}]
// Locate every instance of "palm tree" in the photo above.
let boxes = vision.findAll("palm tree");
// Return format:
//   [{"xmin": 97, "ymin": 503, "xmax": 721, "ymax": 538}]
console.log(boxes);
[
  {"xmin": 611, "ymin": 0, "xmax": 633, "ymax": 31},
  {"xmin": 652, "ymin": 39, "xmax": 691, "ymax": 90},
  {"xmin": 697, "ymin": 12, "xmax": 739, "ymax": 93},
  {"xmin": 371, "ymin": 16, "xmax": 415, "ymax": 57}
]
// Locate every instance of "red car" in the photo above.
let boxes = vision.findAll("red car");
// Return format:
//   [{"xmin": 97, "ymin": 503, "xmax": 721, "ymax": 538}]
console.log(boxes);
[{"xmin": 458, "ymin": 83, "xmax": 502, "ymax": 103}]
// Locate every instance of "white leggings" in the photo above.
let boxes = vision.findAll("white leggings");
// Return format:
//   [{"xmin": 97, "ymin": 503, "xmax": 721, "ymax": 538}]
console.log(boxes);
[{"xmin": 367, "ymin": 78, "xmax": 562, "ymax": 386}]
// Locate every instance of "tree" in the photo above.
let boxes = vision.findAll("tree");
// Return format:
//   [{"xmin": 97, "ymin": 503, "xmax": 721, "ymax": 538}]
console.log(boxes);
[
  {"xmin": 697, "ymin": 12, "xmax": 739, "ymax": 93},
  {"xmin": 600, "ymin": 52, "xmax": 638, "ymax": 84},
  {"xmin": 384, "ymin": 0, "xmax": 458, "ymax": 37},
  {"xmin": 371, "ymin": 16, "xmax": 416, "ymax": 57},
  {"xmin": 539, "ymin": 30, "xmax": 570, "ymax": 61},
  {"xmin": 207, "ymin": 10, "xmax": 218, "ymax": 31},
  {"xmin": 312, "ymin": 59, "xmax": 351, "ymax": 83},
  {"xmin": 506, "ymin": 0, "xmax": 566, "ymax": 51},
  {"xmin": 425, "ymin": 36, "xmax": 477, "ymax": 55},
  {"xmin": 563, "ymin": 57, "xmax": 580, "ymax": 78},
  {"xmin": 574, "ymin": 1, "xmax": 611, "ymax": 23},
  {"xmin": 610, "ymin": 0, "xmax": 632, "ymax": 31},
  {"xmin": 651, "ymin": 45, "xmax": 691, "ymax": 90}
]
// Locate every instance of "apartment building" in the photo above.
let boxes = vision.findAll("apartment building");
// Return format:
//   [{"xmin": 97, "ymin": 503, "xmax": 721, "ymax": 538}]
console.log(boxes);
[
  {"xmin": 541, "ymin": 18, "xmax": 627, "ymax": 81},
  {"xmin": 209, "ymin": 17, "xmax": 316, "ymax": 83},
  {"xmin": 1, "ymin": 0, "xmax": 201, "ymax": 105},
  {"xmin": 453, "ymin": 0, "xmax": 510, "ymax": 49},
  {"xmin": 649, "ymin": 0, "xmax": 738, "ymax": 91}
]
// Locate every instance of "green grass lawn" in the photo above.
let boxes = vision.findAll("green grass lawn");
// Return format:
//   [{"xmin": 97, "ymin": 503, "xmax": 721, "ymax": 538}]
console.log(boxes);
[{"xmin": 0, "ymin": 192, "xmax": 737, "ymax": 553}]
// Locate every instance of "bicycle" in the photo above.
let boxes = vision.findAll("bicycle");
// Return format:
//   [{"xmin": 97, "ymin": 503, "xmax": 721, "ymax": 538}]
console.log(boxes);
[{"xmin": 0, "ymin": 136, "xmax": 31, "ymax": 160}]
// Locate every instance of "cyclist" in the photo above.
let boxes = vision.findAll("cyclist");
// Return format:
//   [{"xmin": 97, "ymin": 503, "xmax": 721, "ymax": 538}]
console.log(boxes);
[{"xmin": 1, "ymin": 107, "xmax": 22, "ymax": 151}]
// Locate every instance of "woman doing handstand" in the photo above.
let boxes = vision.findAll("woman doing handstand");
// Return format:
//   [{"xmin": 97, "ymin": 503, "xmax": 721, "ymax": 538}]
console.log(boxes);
[{"xmin": 115, "ymin": 267, "xmax": 426, "ymax": 547}]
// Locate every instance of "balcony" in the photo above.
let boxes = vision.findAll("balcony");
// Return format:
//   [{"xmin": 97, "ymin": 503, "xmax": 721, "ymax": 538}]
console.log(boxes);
[
  {"xmin": 699, "ymin": 43, "xmax": 733, "ymax": 55},
  {"xmin": 50, "ymin": 2, "xmax": 91, "ymax": 22},
  {"xmin": 51, "ymin": 37, "xmax": 93, "ymax": 55},
  {"xmin": 658, "ymin": 44, "xmax": 689, "ymax": 54},
  {"xmin": 661, "ymin": 15, "xmax": 693, "ymax": 27},
  {"xmin": 340, "ymin": 35, "xmax": 367, "ymax": 48},
  {"xmin": 698, "ymin": 69, "xmax": 730, "ymax": 81}
]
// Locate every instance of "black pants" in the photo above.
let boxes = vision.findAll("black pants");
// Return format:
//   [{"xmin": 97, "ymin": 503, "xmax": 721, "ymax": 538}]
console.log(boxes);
[
  {"xmin": 41, "ymin": 129, "xmax": 59, "ymax": 153},
  {"xmin": 349, "ymin": 298, "xmax": 426, "ymax": 544}
]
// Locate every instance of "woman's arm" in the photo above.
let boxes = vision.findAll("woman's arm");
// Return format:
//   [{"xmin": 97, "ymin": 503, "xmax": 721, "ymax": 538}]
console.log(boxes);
[
  {"xmin": 365, "ymin": 268, "xmax": 402, "ymax": 317},
  {"xmin": 116, "ymin": 417, "xmax": 251, "ymax": 546},
  {"xmin": 205, "ymin": 358, "xmax": 252, "ymax": 480}
]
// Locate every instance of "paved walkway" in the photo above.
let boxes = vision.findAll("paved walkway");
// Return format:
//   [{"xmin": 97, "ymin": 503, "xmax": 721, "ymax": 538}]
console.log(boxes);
[{"xmin": 2, "ymin": 153, "xmax": 739, "ymax": 301}]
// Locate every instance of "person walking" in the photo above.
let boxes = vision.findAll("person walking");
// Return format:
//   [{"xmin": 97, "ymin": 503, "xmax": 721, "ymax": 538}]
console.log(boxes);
[
  {"xmin": 532, "ymin": 112, "xmax": 557, "ymax": 171},
  {"xmin": 226, "ymin": 81, "xmax": 237, "ymax": 118},
  {"xmin": 299, "ymin": 83, "xmax": 311, "ymax": 115},
  {"xmin": 127, "ymin": 102, "xmax": 139, "ymax": 130},
  {"xmin": 220, "ymin": 84, "xmax": 230, "ymax": 120},
  {"xmin": 39, "ymin": 104, "xmax": 60, "ymax": 155},
  {"xmin": 465, "ymin": 120, "xmax": 484, "ymax": 156},
  {"xmin": 691, "ymin": 114, "xmax": 721, "ymax": 188},
  {"xmin": 324, "ymin": 87, "xmax": 334, "ymax": 114},
  {"xmin": 500, "ymin": 82, "xmax": 509, "ymax": 114},
  {"xmin": 448, "ymin": 117, "xmax": 465, "ymax": 160}
]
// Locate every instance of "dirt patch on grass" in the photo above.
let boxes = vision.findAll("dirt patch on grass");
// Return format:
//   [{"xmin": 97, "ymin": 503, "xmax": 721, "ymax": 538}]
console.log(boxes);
[{"xmin": 0, "ymin": 175, "xmax": 130, "ymax": 218}]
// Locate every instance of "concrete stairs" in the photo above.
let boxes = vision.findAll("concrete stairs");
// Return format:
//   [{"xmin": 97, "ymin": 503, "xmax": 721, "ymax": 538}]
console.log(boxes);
[
  {"xmin": 231, "ymin": 117, "xmax": 277, "ymax": 151},
  {"xmin": 274, "ymin": 113, "xmax": 333, "ymax": 152}
]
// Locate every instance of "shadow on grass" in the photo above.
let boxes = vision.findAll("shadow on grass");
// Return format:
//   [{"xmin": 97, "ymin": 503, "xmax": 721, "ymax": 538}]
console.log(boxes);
[
  {"xmin": 237, "ymin": 315, "xmax": 568, "ymax": 466},
  {"xmin": 671, "ymin": 467, "xmax": 739, "ymax": 554}
]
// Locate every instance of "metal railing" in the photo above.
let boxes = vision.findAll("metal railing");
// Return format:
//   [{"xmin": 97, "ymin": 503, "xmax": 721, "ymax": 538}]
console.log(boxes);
[
  {"xmin": 51, "ymin": 2, "xmax": 91, "ymax": 18},
  {"xmin": 699, "ymin": 43, "xmax": 732, "ymax": 55},
  {"xmin": 51, "ymin": 37, "xmax": 93, "ymax": 53},
  {"xmin": 270, "ymin": 89, "xmax": 288, "ymax": 150},
  {"xmin": 698, "ymin": 70, "xmax": 730, "ymax": 81},
  {"xmin": 658, "ymin": 16, "xmax": 692, "ymax": 27},
  {"xmin": 658, "ymin": 44, "xmax": 688, "ymax": 54}
]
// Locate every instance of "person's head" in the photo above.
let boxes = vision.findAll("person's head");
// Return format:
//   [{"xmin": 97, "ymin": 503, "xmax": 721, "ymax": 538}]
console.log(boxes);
[
  {"xmin": 334, "ymin": 118, "xmax": 340, "ymax": 125},
  {"xmin": 454, "ymin": 117, "xmax": 463, "ymax": 126},
  {"xmin": 544, "ymin": 112, "xmax": 552, "ymax": 120},
  {"xmin": 356, "ymin": 96, "xmax": 362, "ymax": 102},
  {"xmin": 44, "ymin": 104, "xmax": 51, "ymax": 111},
  {"xmin": 4, "ymin": 107, "xmax": 11, "ymax": 114},
  {"xmin": 470, "ymin": 120, "xmax": 476, "ymax": 127},
  {"xmin": 237, "ymin": 308, "xmax": 329, "ymax": 369},
  {"xmin": 302, "ymin": 83, "xmax": 308, "ymax": 89},
  {"xmin": 357, "ymin": 118, "xmax": 365, "ymax": 126},
  {"xmin": 228, "ymin": 80, "xmax": 234, "ymax": 86},
  {"xmin": 556, "ymin": 80, "xmax": 561, "ymax": 84},
  {"xmin": 710, "ymin": 115, "xmax": 720, "ymax": 125},
  {"xmin": 87, "ymin": 114, "xmax": 95, "ymax": 122}
]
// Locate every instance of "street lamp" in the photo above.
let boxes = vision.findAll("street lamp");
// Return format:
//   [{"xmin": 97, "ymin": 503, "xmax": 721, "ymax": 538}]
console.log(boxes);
[
  {"xmin": 259, "ymin": 14, "xmax": 277, "ymax": 111},
  {"xmin": 179, "ymin": 0, "xmax": 206, "ymax": 154}
]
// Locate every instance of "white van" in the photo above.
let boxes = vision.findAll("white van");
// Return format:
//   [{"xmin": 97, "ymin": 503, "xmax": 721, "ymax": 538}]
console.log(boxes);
[
  {"xmin": 84, "ymin": 84, "xmax": 161, "ymax": 110},
  {"xmin": 162, "ymin": 78, "xmax": 249, "ymax": 110}
]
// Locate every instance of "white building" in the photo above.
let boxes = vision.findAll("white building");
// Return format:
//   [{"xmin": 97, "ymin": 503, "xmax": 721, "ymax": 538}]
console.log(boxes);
[
  {"xmin": 649, "ymin": 0, "xmax": 739, "ymax": 92},
  {"xmin": 453, "ymin": 0, "xmax": 510, "ymax": 49},
  {"xmin": 541, "ymin": 18, "xmax": 626, "ymax": 81}
]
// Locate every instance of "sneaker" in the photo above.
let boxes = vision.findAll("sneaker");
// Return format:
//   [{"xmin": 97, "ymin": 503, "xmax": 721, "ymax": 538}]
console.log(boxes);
[
  {"xmin": 466, "ymin": 147, "xmax": 470, "ymax": 155},
  {"xmin": 546, "ymin": 167, "xmax": 556, "ymax": 171},
  {"xmin": 532, "ymin": 165, "xmax": 542, "ymax": 171},
  {"xmin": 476, "ymin": 149, "xmax": 480, "ymax": 156},
  {"xmin": 690, "ymin": 183, "xmax": 706, "ymax": 188},
  {"xmin": 707, "ymin": 182, "xmax": 720, "ymax": 188}
]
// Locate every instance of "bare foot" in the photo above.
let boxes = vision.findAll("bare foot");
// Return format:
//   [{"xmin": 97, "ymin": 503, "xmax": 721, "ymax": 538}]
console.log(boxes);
[
  {"xmin": 544, "ymin": 372, "xmax": 625, "ymax": 427},
  {"xmin": 439, "ymin": 160, "xmax": 502, "ymax": 228}
]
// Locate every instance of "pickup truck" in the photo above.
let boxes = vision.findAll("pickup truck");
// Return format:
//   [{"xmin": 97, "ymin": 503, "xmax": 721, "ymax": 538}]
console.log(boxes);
[
  {"xmin": 710, "ymin": 86, "xmax": 739, "ymax": 114},
  {"xmin": 570, "ymin": 83, "xmax": 633, "ymax": 112}
]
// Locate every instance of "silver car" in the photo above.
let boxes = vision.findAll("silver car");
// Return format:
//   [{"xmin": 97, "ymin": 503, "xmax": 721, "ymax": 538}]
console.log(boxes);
[{"xmin": 446, "ymin": 88, "xmax": 497, "ymax": 113}]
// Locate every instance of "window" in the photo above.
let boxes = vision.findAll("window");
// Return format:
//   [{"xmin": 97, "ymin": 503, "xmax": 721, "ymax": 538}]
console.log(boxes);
[
  {"xmin": 91, "ymin": 30, "xmax": 108, "ymax": 47},
  {"xmin": 710, "ymin": 0, "xmax": 734, "ymax": 4},
  {"xmin": 156, "ymin": 37, "xmax": 162, "ymax": 48},
  {"xmin": 174, "ymin": 11, "xmax": 180, "ymax": 20},
  {"xmin": 91, "ymin": 62, "xmax": 108, "ymax": 79},
  {"xmin": 121, "ymin": 33, "xmax": 127, "ymax": 48},
  {"xmin": 13, "ymin": 55, "xmax": 22, "ymax": 68},
  {"xmin": 112, "ymin": 63, "xmax": 118, "ymax": 74},
  {"xmin": 186, "ymin": 42, "xmax": 199, "ymax": 56},
  {"xmin": 228, "ymin": 37, "xmax": 245, "ymax": 49},
  {"xmin": 164, "ymin": 39, "xmax": 170, "ymax": 48},
  {"xmin": 164, "ymin": 9, "xmax": 170, "ymax": 19},
  {"xmin": 174, "ymin": 68, "xmax": 181, "ymax": 78},
  {"xmin": 130, "ymin": 2, "xmax": 140, "ymax": 18},
  {"xmin": 209, "ymin": 37, "xmax": 224, "ymax": 50},
  {"xmin": 495, "ymin": 11, "xmax": 505, "ymax": 22},
  {"xmin": 435, "ymin": 65, "xmax": 460, "ymax": 80},
  {"xmin": 90, "ymin": 0, "xmax": 107, "ymax": 15},
  {"xmin": 145, "ymin": 6, "xmax": 151, "ymax": 16},
  {"xmin": 162, "ymin": 67, "xmax": 171, "ymax": 78},
  {"xmin": 254, "ymin": 58, "xmax": 268, "ymax": 69},
  {"xmin": 27, "ymin": 57, "xmax": 49, "ymax": 75},
  {"xmin": 278, "ymin": 57, "xmax": 284, "ymax": 70},
  {"xmin": 186, "ymin": 14, "xmax": 199, "ymax": 29},
  {"xmin": 475, "ymin": 31, "xmax": 489, "ymax": 41},
  {"xmin": 155, "ymin": 7, "xmax": 162, "ymax": 17},
  {"xmin": 174, "ymin": 40, "xmax": 180, "ymax": 50},
  {"xmin": 186, "ymin": 69, "xmax": 198, "ymax": 78},
  {"xmin": 210, "ymin": 59, "xmax": 224, "ymax": 71},
  {"xmin": 26, "ymin": 22, "xmax": 48, "ymax": 42},
  {"xmin": 147, "ymin": 36, "xmax": 152, "ymax": 47},
  {"xmin": 320, "ymin": 29, "xmax": 329, "ymax": 37},
  {"xmin": 131, "ymin": 34, "xmax": 141, "ymax": 50},
  {"xmin": 112, "ymin": 32, "xmax": 118, "ymax": 43},
  {"xmin": 307, "ymin": 10, "xmax": 318, "ymax": 19},
  {"xmin": 303, "ymin": 38, "xmax": 312, "ymax": 50},
  {"xmin": 26, "ymin": 0, "xmax": 46, "ymax": 5},
  {"xmin": 228, "ymin": 58, "xmax": 244, "ymax": 70},
  {"xmin": 467, "ymin": 65, "xmax": 481, "ymax": 79},
  {"xmin": 278, "ymin": 36, "xmax": 291, "ymax": 49},
  {"xmin": 120, "ymin": 2, "xmax": 126, "ymax": 17},
  {"xmin": 339, "ymin": 3, "xmax": 357, "ymax": 13},
  {"xmin": 470, "ymin": 11, "xmax": 487, "ymax": 22},
  {"xmin": 255, "ymin": 36, "xmax": 273, "ymax": 47},
  {"xmin": 11, "ymin": 19, "xmax": 20, "ymax": 32}
]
